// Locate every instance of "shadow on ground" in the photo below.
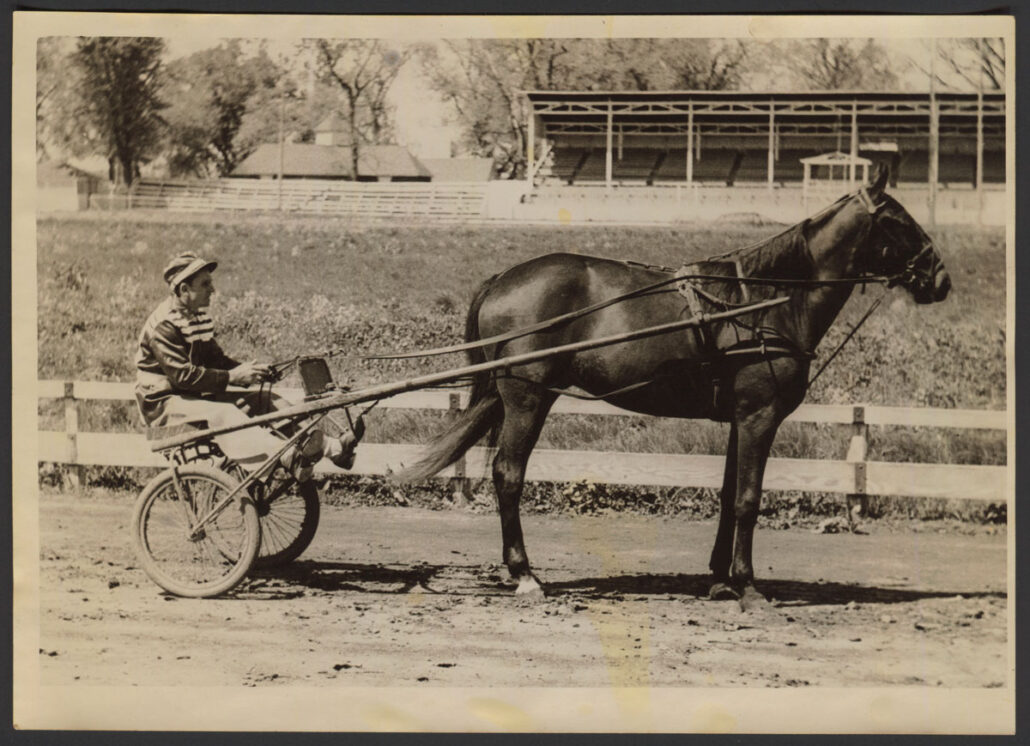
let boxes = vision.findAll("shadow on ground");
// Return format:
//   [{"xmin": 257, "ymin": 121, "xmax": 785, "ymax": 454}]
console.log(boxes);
[{"xmin": 243, "ymin": 560, "xmax": 1005, "ymax": 606}]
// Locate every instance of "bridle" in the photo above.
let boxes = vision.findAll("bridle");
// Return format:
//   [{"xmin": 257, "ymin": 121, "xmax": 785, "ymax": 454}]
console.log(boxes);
[
  {"xmin": 799, "ymin": 186, "xmax": 943, "ymax": 387},
  {"xmin": 856, "ymin": 186, "xmax": 941, "ymax": 294},
  {"xmin": 856, "ymin": 185, "xmax": 882, "ymax": 215}
]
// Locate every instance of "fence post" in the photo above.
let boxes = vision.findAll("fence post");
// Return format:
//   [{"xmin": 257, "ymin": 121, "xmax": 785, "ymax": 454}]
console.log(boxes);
[
  {"xmin": 845, "ymin": 404, "xmax": 868, "ymax": 526},
  {"xmin": 449, "ymin": 392, "xmax": 473, "ymax": 505},
  {"xmin": 63, "ymin": 381, "xmax": 84, "ymax": 490}
]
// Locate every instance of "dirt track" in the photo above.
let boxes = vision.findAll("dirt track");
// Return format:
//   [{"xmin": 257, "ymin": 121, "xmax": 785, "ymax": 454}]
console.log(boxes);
[{"xmin": 38, "ymin": 492, "xmax": 1007, "ymax": 688}]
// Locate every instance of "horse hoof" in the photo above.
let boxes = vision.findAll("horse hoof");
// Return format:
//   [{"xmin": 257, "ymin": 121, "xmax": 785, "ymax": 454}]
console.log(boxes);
[
  {"xmin": 708, "ymin": 582, "xmax": 740, "ymax": 601},
  {"xmin": 738, "ymin": 587, "xmax": 771, "ymax": 613},
  {"xmin": 514, "ymin": 576, "xmax": 545, "ymax": 600}
]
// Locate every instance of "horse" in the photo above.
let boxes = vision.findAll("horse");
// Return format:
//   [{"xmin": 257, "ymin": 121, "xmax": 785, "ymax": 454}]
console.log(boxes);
[{"xmin": 396, "ymin": 165, "xmax": 951, "ymax": 610}]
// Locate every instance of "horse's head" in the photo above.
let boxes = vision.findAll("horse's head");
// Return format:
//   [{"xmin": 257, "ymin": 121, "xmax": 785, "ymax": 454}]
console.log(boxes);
[{"xmin": 859, "ymin": 165, "xmax": 951, "ymax": 304}]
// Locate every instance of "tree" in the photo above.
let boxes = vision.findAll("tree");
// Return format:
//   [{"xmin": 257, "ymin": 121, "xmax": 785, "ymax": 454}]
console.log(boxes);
[
  {"xmin": 935, "ymin": 38, "xmax": 1004, "ymax": 91},
  {"xmin": 899, "ymin": 38, "xmax": 1004, "ymax": 93},
  {"xmin": 162, "ymin": 43, "xmax": 290, "ymax": 177},
  {"xmin": 69, "ymin": 37, "xmax": 168, "ymax": 185},
  {"xmin": 36, "ymin": 37, "xmax": 82, "ymax": 160},
  {"xmin": 779, "ymin": 39, "xmax": 898, "ymax": 90},
  {"xmin": 646, "ymin": 39, "xmax": 749, "ymax": 90},
  {"xmin": 312, "ymin": 39, "xmax": 413, "ymax": 178},
  {"xmin": 421, "ymin": 40, "xmax": 559, "ymax": 179},
  {"xmin": 421, "ymin": 39, "xmax": 751, "ymax": 179}
]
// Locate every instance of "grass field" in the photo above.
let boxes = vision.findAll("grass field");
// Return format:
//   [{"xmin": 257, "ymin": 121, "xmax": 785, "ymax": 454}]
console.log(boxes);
[{"xmin": 35, "ymin": 211, "xmax": 1009, "ymax": 521}]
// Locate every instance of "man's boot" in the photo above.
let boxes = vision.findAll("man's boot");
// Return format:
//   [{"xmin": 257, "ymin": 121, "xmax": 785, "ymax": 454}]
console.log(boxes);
[
  {"xmin": 280, "ymin": 430, "xmax": 325, "ymax": 482},
  {"xmin": 325, "ymin": 416, "xmax": 365, "ymax": 470}
]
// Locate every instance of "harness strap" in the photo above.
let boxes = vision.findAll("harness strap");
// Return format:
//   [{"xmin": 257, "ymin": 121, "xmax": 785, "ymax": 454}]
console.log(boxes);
[
  {"xmin": 357, "ymin": 274, "xmax": 687, "ymax": 361},
  {"xmin": 279, "ymin": 264, "xmax": 899, "ymax": 368},
  {"xmin": 857, "ymin": 186, "xmax": 882, "ymax": 214},
  {"xmin": 734, "ymin": 259, "xmax": 750, "ymax": 302},
  {"xmin": 675, "ymin": 264, "xmax": 710, "ymax": 350}
]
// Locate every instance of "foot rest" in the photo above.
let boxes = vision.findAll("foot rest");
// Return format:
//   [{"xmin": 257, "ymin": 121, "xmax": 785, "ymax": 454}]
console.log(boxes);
[
  {"xmin": 299, "ymin": 357, "xmax": 334, "ymax": 397},
  {"xmin": 146, "ymin": 420, "xmax": 209, "ymax": 441}
]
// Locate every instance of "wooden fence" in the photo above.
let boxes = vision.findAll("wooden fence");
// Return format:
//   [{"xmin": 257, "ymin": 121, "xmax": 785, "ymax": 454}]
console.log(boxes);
[
  {"xmin": 118, "ymin": 179, "xmax": 490, "ymax": 219},
  {"xmin": 37, "ymin": 380, "xmax": 1007, "ymax": 503}
]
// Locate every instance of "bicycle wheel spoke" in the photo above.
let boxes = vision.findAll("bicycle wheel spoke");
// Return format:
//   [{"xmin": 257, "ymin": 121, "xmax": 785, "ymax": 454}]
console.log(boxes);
[
  {"xmin": 254, "ymin": 481, "xmax": 320, "ymax": 568},
  {"xmin": 135, "ymin": 467, "xmax": 260, "ymax": 597}
]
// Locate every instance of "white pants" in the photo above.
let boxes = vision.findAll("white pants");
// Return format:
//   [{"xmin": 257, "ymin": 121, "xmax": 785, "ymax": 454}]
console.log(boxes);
[{"xmin": 156, "ymin": 390, "xmax": 305, "ymax": 470}]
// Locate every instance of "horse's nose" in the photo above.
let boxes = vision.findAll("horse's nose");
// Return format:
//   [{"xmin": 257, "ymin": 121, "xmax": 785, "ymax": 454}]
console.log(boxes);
[{"xmin": 934, "ymin": 268, "xmax": 951, "ymax": 301}]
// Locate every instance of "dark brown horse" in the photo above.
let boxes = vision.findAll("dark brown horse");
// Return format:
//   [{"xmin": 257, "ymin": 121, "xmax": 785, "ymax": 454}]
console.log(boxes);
[{"xmin": 397, "ymin": 166, "xmax": 951, "ymax": 609}]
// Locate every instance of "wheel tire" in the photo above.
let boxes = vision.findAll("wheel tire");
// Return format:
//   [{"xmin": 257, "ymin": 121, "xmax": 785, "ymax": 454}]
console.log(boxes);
[
  {"xmin": 133, "ymin": 464, "xmax": 261, "ymax": 598},
  {"xmin": 253, "ymin": 479, "xmax": 321, "ymax": 568}
]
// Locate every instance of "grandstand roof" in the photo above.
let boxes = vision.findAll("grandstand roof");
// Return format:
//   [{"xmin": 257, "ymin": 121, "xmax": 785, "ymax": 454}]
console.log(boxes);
[{"xmin": 524, "ymin": 90, "xmax": 1006, "ymax": 139}]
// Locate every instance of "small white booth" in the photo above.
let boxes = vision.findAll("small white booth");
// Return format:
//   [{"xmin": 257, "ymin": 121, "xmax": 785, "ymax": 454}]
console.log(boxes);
[{"xmin": 800, "ymin": 151, "xmax": 873, "ymax": 216}]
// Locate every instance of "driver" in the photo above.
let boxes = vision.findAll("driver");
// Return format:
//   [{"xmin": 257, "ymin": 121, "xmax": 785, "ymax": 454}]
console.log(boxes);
[{"xmin": 134, "ymin": 252, "xmax": 362, "ymax": 481}]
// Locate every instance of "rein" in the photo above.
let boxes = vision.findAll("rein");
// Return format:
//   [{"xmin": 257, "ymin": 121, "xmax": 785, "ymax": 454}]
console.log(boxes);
[
  {"xmin": 275, "ymin": 270, "xmax": 899, "ymax": 373},
  {"xmin": 274, "ymin": 190, "xmax": 930, "ymax": 374},
  {"xmin": 806, "ymin": 285, "xmax": 889, "ymax": 387}
]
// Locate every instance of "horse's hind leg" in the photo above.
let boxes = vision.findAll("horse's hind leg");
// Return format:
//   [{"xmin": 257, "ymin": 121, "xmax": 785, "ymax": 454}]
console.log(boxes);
[
  {"xmin": 708, "ymin": 424, "xmax": 740, "ymax": 601},
  {"xmin": 492, "ymin": 384, "xmax": 556, "ymax": 597}
]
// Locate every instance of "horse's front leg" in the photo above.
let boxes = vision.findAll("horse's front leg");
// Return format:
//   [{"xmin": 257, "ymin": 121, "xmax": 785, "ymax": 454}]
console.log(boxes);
[
  {"xmin": 731, "ymin": 409, "xmax": 780, "ymax": 611},
  {"xmin": 708, "ymin": 423, "xmax": 740, "ymax": 600}
]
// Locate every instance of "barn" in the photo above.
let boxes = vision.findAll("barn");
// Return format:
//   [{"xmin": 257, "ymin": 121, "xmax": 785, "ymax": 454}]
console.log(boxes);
[
  {"xmin": 231, "ymin": 114, "xmax": 432, "ymax": 182},
  {"xmin": 36, "ymin": 161, "xmax": 105, "ymax": 212}
]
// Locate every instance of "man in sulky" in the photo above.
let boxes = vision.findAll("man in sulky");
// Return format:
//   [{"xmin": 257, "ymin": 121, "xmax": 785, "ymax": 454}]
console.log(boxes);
[{"xmin": 134, "ymin": 251, "xmax": 362, "ymax": 481}]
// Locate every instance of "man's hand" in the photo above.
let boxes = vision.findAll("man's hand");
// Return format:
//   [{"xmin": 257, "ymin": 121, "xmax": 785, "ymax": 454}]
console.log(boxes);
[{"xmin": 229, "ymin": 361, "xmax": 272, "ymax": 387}]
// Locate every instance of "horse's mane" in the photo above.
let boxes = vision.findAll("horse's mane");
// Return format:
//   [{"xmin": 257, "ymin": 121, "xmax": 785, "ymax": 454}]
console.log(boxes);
[
  {"xmin": 728, "ymin": 221, "xmax": 812, "ymax": 281},
  {"xmin": 685, "ymin": 191, "xmax": 857, "ymax": 304},
  {"xmin": 714, "ymin": 190, "xmax": 855, "ymax": 280}
]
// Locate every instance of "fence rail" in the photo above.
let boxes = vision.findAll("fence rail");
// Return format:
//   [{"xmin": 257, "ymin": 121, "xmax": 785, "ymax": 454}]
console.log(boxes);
[
  {"xmin": 120, "ymin": 179, "xmax": 489, "ymax": 219},
  {"xmin": 37, "ymin": 380, "xmax": 1007, "ymax": 503}
]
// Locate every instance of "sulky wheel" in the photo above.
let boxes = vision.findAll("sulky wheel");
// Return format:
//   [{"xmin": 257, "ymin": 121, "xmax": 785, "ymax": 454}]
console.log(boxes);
[
  {"xmin": 252, "ymin": 476, "xmax": 321, "ymax": 569},
  {"xmin": 133, "ymin": 464, "xmax": 261, "ymax": 598}
]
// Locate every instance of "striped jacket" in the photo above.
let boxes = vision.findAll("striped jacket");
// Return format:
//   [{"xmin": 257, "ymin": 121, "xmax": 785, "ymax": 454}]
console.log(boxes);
[{"xmin": 134, "ymin": 296, "xmax": 239, "ymax": 424}]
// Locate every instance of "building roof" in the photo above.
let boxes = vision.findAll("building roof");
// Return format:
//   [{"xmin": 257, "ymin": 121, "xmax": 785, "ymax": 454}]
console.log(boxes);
[
  {"xmin": 232, "ymin": 143, "xmax": 432, "ymax": 179},
  {"xmin": 421, "ymin": 157, "xmax": 495, "ymax": 182},
  {"xmin": 37, "ymin": 160, "xmax": 105, "ymax": 186},
  {"xmin": 800, "ymin": 151, "xmax": 873, "ymax": 165},
  {"xmin": 523, "ymin": 89, "xmax": 1006, "ymax": 140},
  {"xmin": 315, "ymin": 113, "xmax": 346, "ymax": 133}
]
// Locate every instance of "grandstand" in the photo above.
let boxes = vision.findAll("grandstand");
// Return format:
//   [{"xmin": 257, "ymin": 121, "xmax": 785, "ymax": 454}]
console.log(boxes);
[
  {"xmin": 547, "ymin": 144, "xmax": 1003, "ymax": 188},
  {"xmin": 524, "ymin": 90, "xmax": 1005, "ymax": 224}
]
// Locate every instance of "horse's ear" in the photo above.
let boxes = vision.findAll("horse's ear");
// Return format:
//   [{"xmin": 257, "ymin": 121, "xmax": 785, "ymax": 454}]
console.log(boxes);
[{"xmin": 868, "ymin": 162, "xmax": 889, "ymax": 196}]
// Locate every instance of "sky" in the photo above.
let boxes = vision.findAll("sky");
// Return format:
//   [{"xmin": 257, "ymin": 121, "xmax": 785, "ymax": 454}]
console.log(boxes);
[
  {"xmin": 388, "ymin": 57, "xmax": 459, "ymax": 160},
  {"xmin": 162, "ymin": 37, "xmax": 980, "ymax": 161}
]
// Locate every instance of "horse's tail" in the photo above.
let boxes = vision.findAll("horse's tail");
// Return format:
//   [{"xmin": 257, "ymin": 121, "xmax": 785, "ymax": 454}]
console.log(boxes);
[{"xmin": 392, "ymin": 276, "xmax": 503, "ymax": 483}]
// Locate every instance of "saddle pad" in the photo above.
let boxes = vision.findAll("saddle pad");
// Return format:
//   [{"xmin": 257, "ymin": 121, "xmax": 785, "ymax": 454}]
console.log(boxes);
[{"xmin": 675, "ymin": 259, "xmax": 750, "ymax": 305}]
